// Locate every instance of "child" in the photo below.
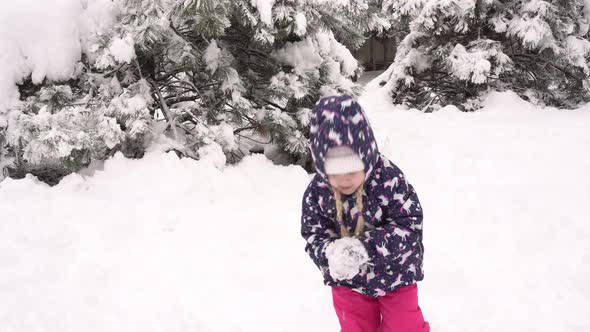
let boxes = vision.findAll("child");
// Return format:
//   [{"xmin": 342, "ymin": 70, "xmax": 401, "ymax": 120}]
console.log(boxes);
[{"xmin": 301, "ymin": 95, "xmax": 430, "ymax": 332}]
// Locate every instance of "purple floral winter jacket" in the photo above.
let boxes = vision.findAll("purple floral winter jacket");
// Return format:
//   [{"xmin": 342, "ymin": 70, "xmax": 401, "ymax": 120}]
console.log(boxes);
[{"xmin": 301, "ymin": 95, "xmax": 425, "ymax": 297}]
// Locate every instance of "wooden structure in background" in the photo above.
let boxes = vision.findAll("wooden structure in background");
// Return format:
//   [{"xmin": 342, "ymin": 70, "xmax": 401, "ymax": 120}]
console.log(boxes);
[{"xmin": 352, "ymin": 36, "xmax": 396, "ymax": 71}]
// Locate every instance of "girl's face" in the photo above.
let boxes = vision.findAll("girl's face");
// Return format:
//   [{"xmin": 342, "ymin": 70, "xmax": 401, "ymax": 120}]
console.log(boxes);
[{"xmin": 328, "ymin": 171, "xmax": 365, "ymax": 195}]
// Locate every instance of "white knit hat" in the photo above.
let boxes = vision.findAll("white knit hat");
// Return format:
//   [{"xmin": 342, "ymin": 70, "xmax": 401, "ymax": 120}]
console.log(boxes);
[{"xmin": 324, "ymin": 146, "xmax": 365, "ymax": 175}]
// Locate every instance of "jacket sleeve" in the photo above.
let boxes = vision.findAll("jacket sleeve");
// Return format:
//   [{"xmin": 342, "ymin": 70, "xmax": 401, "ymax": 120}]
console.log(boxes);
[
  {"xmin": 363, "ymin": 166, "xmax": 424, "ymax": 265},
  {"xmin": 300, "ymin": 178, "xmax": 338, "ymax": 278}
]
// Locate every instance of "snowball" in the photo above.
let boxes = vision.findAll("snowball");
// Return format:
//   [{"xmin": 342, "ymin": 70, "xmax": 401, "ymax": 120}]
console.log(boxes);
[{"xmin": 326, "ymin": 237, "xmax": 369, "ymax": 281}]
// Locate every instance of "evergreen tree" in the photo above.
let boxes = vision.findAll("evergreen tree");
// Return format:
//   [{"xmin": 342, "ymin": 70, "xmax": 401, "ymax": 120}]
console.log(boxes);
[
  {"xmin": 380, "ymin": 0, "xmax": 590, "ymax": 110},
  {"xmin": 90, "ymin": 0, "xmax": 367, "ymax": 162},
  {"xmin": 1, "ymin": 0, "xmax": 369, "ymax": 183}
]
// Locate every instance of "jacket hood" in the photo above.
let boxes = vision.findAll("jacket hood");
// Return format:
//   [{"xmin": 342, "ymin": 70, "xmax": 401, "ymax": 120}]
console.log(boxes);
[{"xmin": 309, "ymin": 95, "xmax": 379, "ymax": 183}]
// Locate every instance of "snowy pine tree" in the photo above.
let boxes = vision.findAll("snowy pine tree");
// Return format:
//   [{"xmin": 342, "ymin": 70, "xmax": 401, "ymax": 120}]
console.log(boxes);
[
  {"xmin": 380, "ymin": 0, "xmax": 590, "ymax": 110},
  {"xmin": 88, "ymin": 0, "xmax": 367, "ymax": 163},
  {"xmin": 1, "ymin": 0, "xmax": 369, "ymax": 183}
]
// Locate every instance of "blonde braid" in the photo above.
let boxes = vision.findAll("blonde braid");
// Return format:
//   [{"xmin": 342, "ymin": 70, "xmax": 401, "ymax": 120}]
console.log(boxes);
[
  {"xmin": 332, "ymin": 189, "xmax": 350, "ymax": 237},
  {"xmin": 354, "ymin": 184, "xmax": 365, "ymax": 238},
  {"xmin": 333, "ymin": 184, "xmax": 366, "ymax": 238}
]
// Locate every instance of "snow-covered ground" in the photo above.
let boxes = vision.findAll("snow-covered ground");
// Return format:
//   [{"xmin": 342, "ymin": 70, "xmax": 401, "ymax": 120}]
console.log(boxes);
[
  {"xmin": 356, "ymin": 69, "xmax": 385, "ymax": 86},
  {"xmin": 2, "ymin": 72, "xmax": 590, "ymax": 331}
]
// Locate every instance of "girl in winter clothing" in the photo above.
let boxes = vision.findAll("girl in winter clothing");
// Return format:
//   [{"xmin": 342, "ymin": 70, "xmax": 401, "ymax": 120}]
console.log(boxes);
[{"xmin": 301, "ymin": 95, "xmax": 430, "ymax": 332}]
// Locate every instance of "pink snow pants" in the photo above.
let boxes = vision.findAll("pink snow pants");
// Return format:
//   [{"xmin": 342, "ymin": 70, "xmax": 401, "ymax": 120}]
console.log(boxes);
[{"xmin": 332, "ymin": 284, "xmax": 430, "ymax": 332}]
